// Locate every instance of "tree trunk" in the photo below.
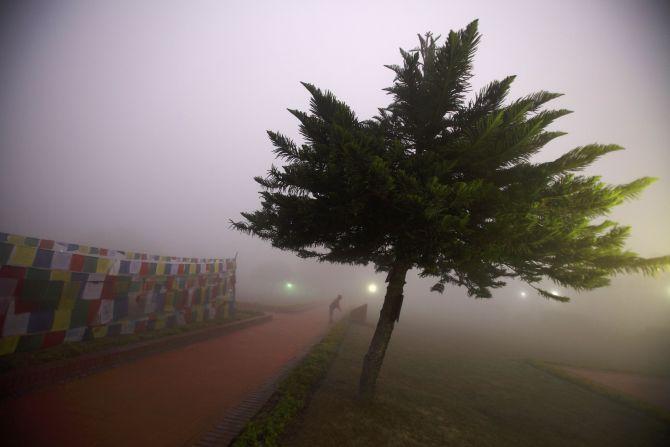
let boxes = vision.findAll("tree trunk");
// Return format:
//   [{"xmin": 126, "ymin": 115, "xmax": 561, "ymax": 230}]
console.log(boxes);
[{"xmin": 358, "ymin": 260, "xmax": 409, "ymax": 401}]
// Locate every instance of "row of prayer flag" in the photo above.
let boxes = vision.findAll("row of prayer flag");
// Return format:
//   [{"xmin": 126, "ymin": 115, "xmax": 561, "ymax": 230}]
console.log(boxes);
[
  {"xmin": 0, "ymin": 232, "xmax": 228, "ymax": 263},
  {"xmin": 0, "ymin": 241, "xmax": 231, "ymax": 275},
  {"xmin": 0, "ymin": 232, "xmax": 236, "ymax": 355}
]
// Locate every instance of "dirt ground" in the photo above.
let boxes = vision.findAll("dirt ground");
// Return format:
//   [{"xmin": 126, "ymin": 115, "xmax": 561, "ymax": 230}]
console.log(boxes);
[
  {"xmin": 0, "ymin": 305, "xmax": 331, "ymax": 447},
  {"xmin": 559, "ymin": 365, "xmax": 670, "ymax": 411}
]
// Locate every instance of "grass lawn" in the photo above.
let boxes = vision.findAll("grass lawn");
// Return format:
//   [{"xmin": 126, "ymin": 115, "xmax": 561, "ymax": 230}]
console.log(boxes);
[
  {"xmin": 283, "ymin": 324, "xmax": 670, "ymax": 447},
  {"xmin": 0, "ymin": 309, "xmax": 261, "ymax": 374}
]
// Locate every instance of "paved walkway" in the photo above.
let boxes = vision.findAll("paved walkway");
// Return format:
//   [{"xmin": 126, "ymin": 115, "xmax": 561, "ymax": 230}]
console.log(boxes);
[
  {"xmin": 559, "ymin": 365, "xmax": 670, "ymax": 411},
  {"xmin": 0, "ymin": 306, "xmax": 331, "ymax": 447}
]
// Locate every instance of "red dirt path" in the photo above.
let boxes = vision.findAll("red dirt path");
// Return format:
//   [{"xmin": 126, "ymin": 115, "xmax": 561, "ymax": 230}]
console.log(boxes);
[
  {"xmin": 0, "ymin": 306, "xmax": 330, "ymax": 447},
  {"xmin": 559, "ymin": 365, "xmax": 670, "ymax": 411}
]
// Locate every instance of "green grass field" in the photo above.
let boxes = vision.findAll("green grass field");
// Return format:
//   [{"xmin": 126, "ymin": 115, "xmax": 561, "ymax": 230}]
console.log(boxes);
[{"xmin": 283, "ymin": 324, "xmax": 670, "ymax": 447}]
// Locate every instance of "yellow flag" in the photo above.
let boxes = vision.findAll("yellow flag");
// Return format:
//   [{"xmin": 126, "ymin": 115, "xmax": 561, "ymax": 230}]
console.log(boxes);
[
  {"xmin": 10, "ymin": 245, "xmax": 36, "ymax": 266},
  {"xmin": 51, "ymin": 270, "xmax": 71, "ymax": 282},
  {"xmin": 92, "ymin": 326, "xmax": 108, "ymax": 338},
  {"xmin": 96, "ymin": 258, "xmax": 112, "ymax": 273},
  {"xmin": 52, "ymin": 309, "xmax": 73, "ymax": 331},
  {"xmin": 7, "ymin": 234, "xmax": 25, "ymax": 245},
  {"xmin": 0, "ymin": 336, "xmax": 20, "ymax": 355}
]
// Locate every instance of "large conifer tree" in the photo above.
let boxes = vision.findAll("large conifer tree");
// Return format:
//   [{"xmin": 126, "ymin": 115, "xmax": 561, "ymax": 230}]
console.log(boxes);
[{"xmin": 233, "ymin": 20, "xmax": 669, "ymax": 399}]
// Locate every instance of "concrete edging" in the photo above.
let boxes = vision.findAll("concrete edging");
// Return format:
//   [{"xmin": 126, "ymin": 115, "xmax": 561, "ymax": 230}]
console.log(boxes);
[
  {"xmin": 192, "ymin": 336, "xmax": 321, "ymax": 447},
  {"xmin": 0, "ymin": 313, "xmax": 273, "ymax": 399},
  {"xmin": 192, "ymin": 320, "xmax": 347, "ymax": 447}
]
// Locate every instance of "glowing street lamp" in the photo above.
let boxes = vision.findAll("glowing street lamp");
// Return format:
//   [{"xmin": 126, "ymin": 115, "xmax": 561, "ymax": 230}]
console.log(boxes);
[
  {"xmin": 520, "ymin": 291, "xmax": 527, "ymax": 298},
  {"xmin": 285, "ymin": 282, "xmax": 294, "ymax": 290},
  {"xmin": 367, "ymin": 283, "xmax": 378, "ymax": 294}
]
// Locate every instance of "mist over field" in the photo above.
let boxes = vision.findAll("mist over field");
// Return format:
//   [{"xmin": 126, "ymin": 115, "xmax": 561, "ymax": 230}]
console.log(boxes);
[{"xmin": 1, "ymin": 0, "xmax": 669, "ymax": 375}]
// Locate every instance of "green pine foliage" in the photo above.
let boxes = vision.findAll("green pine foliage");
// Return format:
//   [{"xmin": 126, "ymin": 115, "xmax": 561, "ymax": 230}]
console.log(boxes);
[{"xmin": 233, "ymin": 20, "xmax": 669, "ymax": 302}]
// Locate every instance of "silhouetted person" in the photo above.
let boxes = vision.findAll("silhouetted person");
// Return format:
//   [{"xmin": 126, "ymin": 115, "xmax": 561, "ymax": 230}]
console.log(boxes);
[{"xmin": 329, "ymin": 294, "xmax": 343, "ymax": 323}]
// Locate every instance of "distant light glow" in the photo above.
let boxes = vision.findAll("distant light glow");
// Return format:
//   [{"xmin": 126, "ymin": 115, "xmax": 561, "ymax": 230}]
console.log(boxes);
[
  {"xmin": 367, "ymin": 283, "xmax": 378, "ymax": 293},
  {"xmin": 285, "ymin": 282, "xmax": 294, "ymax": 289},
  {"xmin": 520, "ymin": 291, "xmax": 527, "ymax": 298},
  {"xmin": 550, "ymin": 290, "xmax": 560, "ymax": 296}
]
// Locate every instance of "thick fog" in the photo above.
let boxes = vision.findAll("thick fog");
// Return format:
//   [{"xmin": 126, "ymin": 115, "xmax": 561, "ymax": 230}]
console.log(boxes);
[{"xmin": 1, "ymin": 1, "xmax": 669, "ymax": 371}]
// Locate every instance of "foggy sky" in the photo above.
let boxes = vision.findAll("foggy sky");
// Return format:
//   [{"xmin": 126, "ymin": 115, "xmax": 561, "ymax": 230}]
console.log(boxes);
[{"xmin": 1, "ymin": 1, "xmax": 669, "ymax": 339}]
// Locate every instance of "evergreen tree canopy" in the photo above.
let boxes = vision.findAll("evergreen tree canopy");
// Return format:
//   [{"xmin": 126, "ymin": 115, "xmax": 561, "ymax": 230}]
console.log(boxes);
[{"xmin": 233, "ymin": 19, "xmax": 669, "ymax": 303}]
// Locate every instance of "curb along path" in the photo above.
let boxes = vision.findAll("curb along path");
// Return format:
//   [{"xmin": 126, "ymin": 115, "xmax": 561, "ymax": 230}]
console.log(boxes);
[
  {"xmin": 0, "ymin": 314, "xmax": 273, "ymax": 399},
  {"xmin": 192, "ymin": 328, "xmax": 326, "ymax": 447},
  {"xmin": 0, "ymin": 305, "xmax": 330, "ymax": 447}
]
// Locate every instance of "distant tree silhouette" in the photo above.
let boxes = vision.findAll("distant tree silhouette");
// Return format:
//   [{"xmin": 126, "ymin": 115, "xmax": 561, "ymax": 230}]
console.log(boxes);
[{"xmin": 233, "ymin": 20, "xmax": 669, "ymax": 400}]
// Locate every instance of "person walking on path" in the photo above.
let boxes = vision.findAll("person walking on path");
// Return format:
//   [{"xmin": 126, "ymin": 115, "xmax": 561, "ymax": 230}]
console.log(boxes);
[{"xmin": 329, "ymin": 294, "xmax": 343, "ymax": 323}]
